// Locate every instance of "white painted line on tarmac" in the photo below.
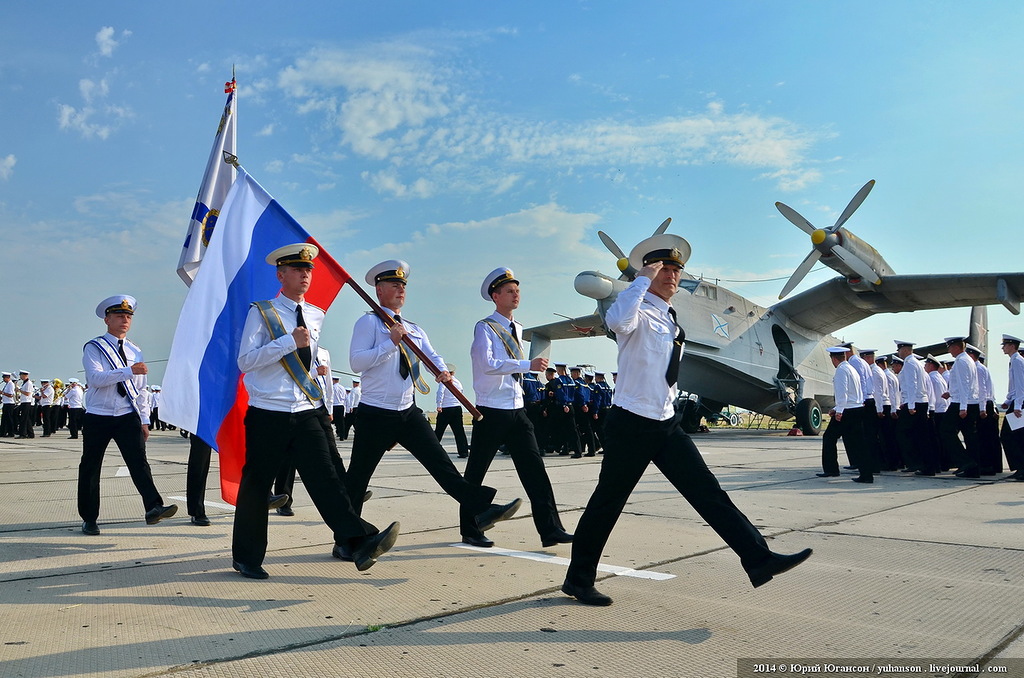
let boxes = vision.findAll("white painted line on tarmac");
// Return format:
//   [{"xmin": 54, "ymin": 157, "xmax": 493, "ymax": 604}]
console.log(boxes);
[
  {"xmin": 450, "ymin": 543, "xmax": 675, "ymax": 580},
  {"xmin": 167, "ymin": 496, "xmax": 235, "ymax": 511}
]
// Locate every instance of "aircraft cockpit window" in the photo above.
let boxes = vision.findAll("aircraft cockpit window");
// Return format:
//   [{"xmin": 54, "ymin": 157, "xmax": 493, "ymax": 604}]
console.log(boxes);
[
  {"xmin": 678, "ymin": 279, "xmax": 701, "ymax": 295},
  {"xmin": 691, "ymin": 282, "xmax": 717, "ymax": 301}
]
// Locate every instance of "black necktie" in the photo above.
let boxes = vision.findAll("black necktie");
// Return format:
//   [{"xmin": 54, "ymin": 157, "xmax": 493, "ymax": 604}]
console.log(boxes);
[
  {"xmin": 395, "ymin": 315, "xmax": 411, "ymax": 379},
  {"xmin": 666, "ymin": 308, "xmax": 684, "ymax": 386},
  {"xmin": 510, "ymin": 322, "xmax": 522, "ymax": 383},
  {"xmin": 295, "ymin": 305, "xmax": 312, "ymax": 372},
  {"xmin": 117, "ymin": 340, "xmax": 129, "ymax": 397}
]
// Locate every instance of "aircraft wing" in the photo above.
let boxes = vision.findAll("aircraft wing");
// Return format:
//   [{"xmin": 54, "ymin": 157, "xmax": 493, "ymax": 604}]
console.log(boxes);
[
  {"xmin": 775, "ymin": 273, "xmax": 1024, "ymax": 336},
  {"xmin": 522, "ymin": 313, "xmax": 605, "ymax": 342}
]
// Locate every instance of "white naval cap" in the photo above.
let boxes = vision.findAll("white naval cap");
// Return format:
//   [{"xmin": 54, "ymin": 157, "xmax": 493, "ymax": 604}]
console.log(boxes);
[
  {"xmin": 924, "ymin": 354, "xmax": 941, "ymax": 366},
  {"xmin": 481, "ymin": 267, "xmax": 519, "ymax": 300},
  {"xmin": 1002, "ymin": 334, "xmax": 1023, "ymax": 344},
  {"xmin": 40, "ymin": 378, "xmax": 50, "ymax": 382},
  {"xmin": 827, "ymin": 346, "xmax": 848, "ymax": 355},
  {"xmin": 68, "ymin": 378, "xmax": 80, "ymax": 384},
  {"xmin": 893, "ymin": 339, "xmax": 915, "ymax": 348},
  {"xmin": 1, "ymin": 372, "xmax": 9, "ymax": 377},
  {"xmin": 857, "ymin": 348, "xmax": 877, "ymax": 355},
  {"xmin": 152, "ymin": 385, "xmax": 162, "ymax": 391},
  {"xmin": 627, "ymin": 234, "xmax": 692, "ymax": 272},
  {"xmin": 965, "ymin": 344, "xmax": 982, "ymax": 355},
  {"xmin": 18, "ymin": 369, "xmax": 29, "ymax": 375},
  {"xmin": 366, "ymin": 259, "xmax": 410, "ymax": 286},
  {"xmin": 943, "ymin": 336, "xmax": 967, "ymax": 346},
  {"xmin": 96, "ymin": 295, "xmax": 137, "ymax": 318},
  {"xmin": 891, "ymin": 356, "xmax": 905, "ymax": 364},
  {"xmin": 266, "ymin": 242, "xmax": 318, "ymax": 268}
]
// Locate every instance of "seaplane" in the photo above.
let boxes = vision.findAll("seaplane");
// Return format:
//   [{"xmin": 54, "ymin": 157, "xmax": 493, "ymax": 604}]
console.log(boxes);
[{"xmin": 524, "ymin": 180, "xmax": 1024, "ymax": 434}]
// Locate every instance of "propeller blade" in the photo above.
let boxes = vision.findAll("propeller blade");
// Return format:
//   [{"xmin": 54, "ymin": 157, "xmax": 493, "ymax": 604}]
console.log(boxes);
[
  {"xmin": 831, "ymin": 244, "xmax": 881, "ymax": 284},
  {"xmin": 598, "ymin": 230, "xmax": 627, "ymax": 259},
  {"xmin": 832, "ymin": 179, "xmax": 875, "ymax": 231},
  {"xmin": 779, "ymin": 249, "xmax": 822, "ymax": 299},
  {"xmin": 652, "ymin": 217, "xmax": 672, "ymax": 236},
  {"xmin": 775, "ymin": 202, "xmax": 816, "ymax": 235}
]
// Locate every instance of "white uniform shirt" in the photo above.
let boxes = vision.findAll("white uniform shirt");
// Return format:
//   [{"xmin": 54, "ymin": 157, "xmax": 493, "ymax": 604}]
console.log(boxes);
[
  {"xmin": 65, "ymin": 385, "xmax": 84, "ymax": 409},
  {"xmin": 928, "ymin": 371, "xmax": 949, "ymax": 413},
  {"xmin": 2, "ymin": 379, "xmax": 16, "ymax": 404},
  {"xmin": 349, "ymin": 310, "xmax": 446, "ymax": 411},
  {"xmin": 150, "ymin": 390, "xmax": 161, "ymax": 409},
  {"xmin": 898, "ymin": 356, "xmax": 930, "ymax": 407},
  {"xmin": 39, "ymin": 384, "xmax": 54, "ymax": 406},
  {"xmin": 1006, "ymin": 352, "xmax": 1024, "ymax": 410},
  {"xmin": 884, "ymin": 368, "xmax": 900, "ymax": 409},
  {"xmin": 83, "ymin": 333, "xmax": 151, "ymax": 423},
  {"xmin": 471, "ymin": 311, "xmax": 531, "ymax": 410},
  {"xmin": 436, "ymin": 376, "xmax": 465, "ymax": 409},
  {"xmin": 18, "ymin": 378, "xmax": 34, "ymax": 403},
  {"xmin": 976, "ymin": 362, "xmax": 994, "ymax": 405},
  {"xmin": 849, "ymin": 354, "xmax": 874, "ymax": 400},
  {"xmin": 869, "ymin": 363, "xmax": 888, "ymax": 412},
  {"xmin": 345, "ymin": 385, "xmax": 361, "ymax": 410},
  {"xmin": 237, "ymin": 295, "xmax": 326, "ymax": 413},
  {"xmin": 332, "ymin": 382, "xmax": 347, "ymax": 409},
  {"xmin": 604, "ymin": 276, "xmax": 678, "ymax": 421},
  {"xmin": 947, "ymin": 352, "xmax": 979, "ymax": 407},
  {"xmin": 833, "ymin": 360, "xmax": 863, "ymax": 414}
]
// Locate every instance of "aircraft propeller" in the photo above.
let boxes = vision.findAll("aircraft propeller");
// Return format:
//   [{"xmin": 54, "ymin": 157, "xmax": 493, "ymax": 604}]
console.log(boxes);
[
  {"xmin": 776, "ymin": 180, "xmax": 880, "ymax": 299},
  {"xmin": 597, "ymin": 217, "xmax": 673, "ymax": 280}
]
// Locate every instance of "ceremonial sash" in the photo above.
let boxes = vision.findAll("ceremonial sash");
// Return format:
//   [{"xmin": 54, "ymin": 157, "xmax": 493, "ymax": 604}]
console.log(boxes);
[
  {"xmin": 87, "ymin": 336, "xmax": 143, "ymax": 414},
  {"xmin": 379, "ymin": 313, "xmax": 430, "ymax": 395},
  {"xmin": 252, "ymin": 300, "xmax": 324, "ymax": 402},
  {"xmin": 480, "ymin": 319, "xmax": 524, "ymax": 360}
]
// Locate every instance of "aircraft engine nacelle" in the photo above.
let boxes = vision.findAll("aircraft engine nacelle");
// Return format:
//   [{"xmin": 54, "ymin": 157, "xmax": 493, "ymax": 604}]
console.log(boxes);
[{"xmin": 574, "ymin": 271, "xmax": 618, "ymax": 301}]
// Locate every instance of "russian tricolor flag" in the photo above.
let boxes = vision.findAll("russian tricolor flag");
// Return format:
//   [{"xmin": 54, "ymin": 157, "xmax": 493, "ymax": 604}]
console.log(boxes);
[{"xmin": 162, "ymin": 170, "xmax": 350, "ymax": 504}]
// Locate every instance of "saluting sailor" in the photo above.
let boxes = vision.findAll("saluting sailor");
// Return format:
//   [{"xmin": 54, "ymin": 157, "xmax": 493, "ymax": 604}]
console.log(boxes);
[
  {"xmin": 345, "ymin": 260, "xmax": 522, "ymax": 546},
  {"xmin": 232, "ymin": 244, "xmax": 399, "ymax": 579},
  {"xmin": 562, "ymin": 235, "xmax": 811, "ymax": 606},
  {"xmin": 459, "ymin": 267, "xmax": 572, "ymax": 549},
  {"xmin": 78, "ymin": 296, "xmax": 177, "ymax": 535}
]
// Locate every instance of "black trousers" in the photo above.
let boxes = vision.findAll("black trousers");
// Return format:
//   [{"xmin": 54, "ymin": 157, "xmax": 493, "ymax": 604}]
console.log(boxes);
[
  {"xmin": 1001, "ymin": 416, "xmax": 1024, "ymax": 471},
  {"xmin": 41, "ymin": 405, "xmax": 54, "ymax": 436},
  {"xmin": 232, "ymin": 406, "xmax": 377, "ymax": 566},
  {"xmin": 565, "ymin": 406, "xmax": 771, "ymax": 588},
  {"xmin": 273, "ymin": 409, "xmax": 351, "ymax": 510},
  {"xmin": 186, "ymin": 434, "xmax": 213, "ymax": 517},
  {"xmin": 978, "ymin": 402, "xmax": 1002, "ymax": 472},
  {"xmin": 460, "ymin": 406, "xmax": 563, "ymax": 540},
  {"xmin": 547, "ymin": 405, "xmax": 581, "ymax": 455},
  {"xmin": 333, "ymin": 405, "xmax": 346, "ymax": 439},
  {"xmin": 896, "ymin": 404, "xmax": 935, "ymax": 472},
  {"xmin": 67, "ymin": 407, "xmax": 84, "ymax": 438},
  {"xmin": 943, "ymin": 403, "xmax": 980, "ymax": 472},
  {"xmin": 346, "ymin": 404, "xmax": 495, "ymax": 516},
  {"xmin": 17, "ymin": 403, "xmax": 34, "ymax": 437},
  {"xmin": 1, "ymin": 402, "xmax": 15, "ymax": 436},
  {"xmin": 78, "ymin": 412, "xmax": 164, "ymax": 522},
  {"xmin": 434, "ymin": 406, "xmax": 469, "ymax": 457},
  {"xmin": 574, "ymin": 406, "xmax": 597, "ymax": 455},
  {"xmin": 821, "ymin": 407, "xmax": 872, "ymax": 477},
  {"xmin": 342, "ymin": 407, "xmax": 357, "ymax": 439}
]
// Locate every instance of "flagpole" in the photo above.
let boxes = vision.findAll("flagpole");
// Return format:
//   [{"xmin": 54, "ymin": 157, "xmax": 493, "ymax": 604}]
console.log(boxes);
[{"xmin": 222, "ymin": 154, "xmax": 483, "ymax": 421}]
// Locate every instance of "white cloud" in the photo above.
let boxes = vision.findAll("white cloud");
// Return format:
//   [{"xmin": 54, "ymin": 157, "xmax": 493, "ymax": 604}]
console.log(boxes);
[
  {"xmin": 95, "ymin": 27, "xmax": 130, "ymax": 57},
  {"xmin": 0, "ymin": 154, "xmax": 15, "ymax": 180},
  {"xmin": 257, "ymin": 124, "xmax": 275, "ymax": 136},
  {"xmin": 277, "ymin": 43, "xmax": 824, "ymax": 197},
  {"xmin": 79, "ymin": 78, "xmax": 109, "ymax": 104}
]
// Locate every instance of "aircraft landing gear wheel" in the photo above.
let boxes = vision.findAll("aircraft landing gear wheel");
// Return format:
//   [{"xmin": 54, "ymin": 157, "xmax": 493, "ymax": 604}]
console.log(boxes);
[{"xmin": 795, "ymin": 398, "xmax": 822, "ymax": 436}]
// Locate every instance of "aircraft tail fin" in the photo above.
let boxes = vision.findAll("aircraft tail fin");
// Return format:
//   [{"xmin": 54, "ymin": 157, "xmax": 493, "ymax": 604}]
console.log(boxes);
[{"xmin": 969, "ymin": 305, "xmax": 988, "ymax": 357}]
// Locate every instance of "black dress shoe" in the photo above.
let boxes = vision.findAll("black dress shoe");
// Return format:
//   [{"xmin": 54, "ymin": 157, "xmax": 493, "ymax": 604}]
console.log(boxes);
[
  {"xmin": 913, "ymin": 470, "xmax": 935, "ymax": 476},
  {"xmin": 232, "ymin": 560, "xmax": 269, "ymax": 579},
  {"xmin": 570, "ymin": 454, "xmax": 582, "ymax": 459},
  {"xmin": 541, "ymin": 529, "xmax": 574, "ymax": 547},
  {"xmin": 267, "ymin": 494, "xmax": 289, "ymax": 510},
  {"xmin": 351, "ymin": 521, "xmax": 400, "ymax": 572},
  {"xmin": 852, "ymin": 476, "xmax": 873, "ymax": 483},
  {"xmin": 843, "ymin": 465, "xmax": 858, "ymax": 470},
  {"xmin": 276, "ymin": 506, "xmax": 295, "ymax": 516},
  {"xmin": 561, "ymin": 581, "xmax": 612, "ymax": 606},
  {"xmin": 955, "ymin": 469, "xmax": 980, "ymax": 478},
  {"xmin": 475, "ymin": 498, "xmax": 522, "ymax": 532},
  {"xmin": 461, "ymin": 534, "xmax": 494, "ymax": 548},
  {"xmin": 190, "ymin": 515, "xmax": 211, "ymax": 526},
  {"xmin": 747, "ymin": 548, "xmax": 813, "ymax": 588},
  {"xmin": 363, "ymin": 490, "xmax": 373, "ymax": 503},
  {"xmin": 815, "ymin": 472, "xmax": 840, "ymax": 477},
  {"xmin": 81, "ymin": 521, "xmax": 100, "ymax": 536},
  {"xmin": 145, "ymin": 504, "xmax": 178, "ymax": 525},
  {"xmin": 332, "ymin": 542, "xmax": 354, "ymax": 561}
]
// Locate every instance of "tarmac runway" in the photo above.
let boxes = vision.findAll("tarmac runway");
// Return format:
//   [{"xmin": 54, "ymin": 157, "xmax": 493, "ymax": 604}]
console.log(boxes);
[{"xmin": 1, "ymin": 425, "xmax": 1022, "ymax": 678}]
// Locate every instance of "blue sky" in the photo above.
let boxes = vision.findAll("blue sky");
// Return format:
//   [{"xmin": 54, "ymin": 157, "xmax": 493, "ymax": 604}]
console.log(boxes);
[{"xmin": 2, "ymin": 1, "xmax": 1023, "ymax": 400}]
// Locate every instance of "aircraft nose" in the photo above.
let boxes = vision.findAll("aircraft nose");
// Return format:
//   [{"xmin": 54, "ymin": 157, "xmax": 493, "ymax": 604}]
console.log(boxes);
[{"xmin": 811, "ymin": 229, "xmax": 827, "ymax": 245}]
